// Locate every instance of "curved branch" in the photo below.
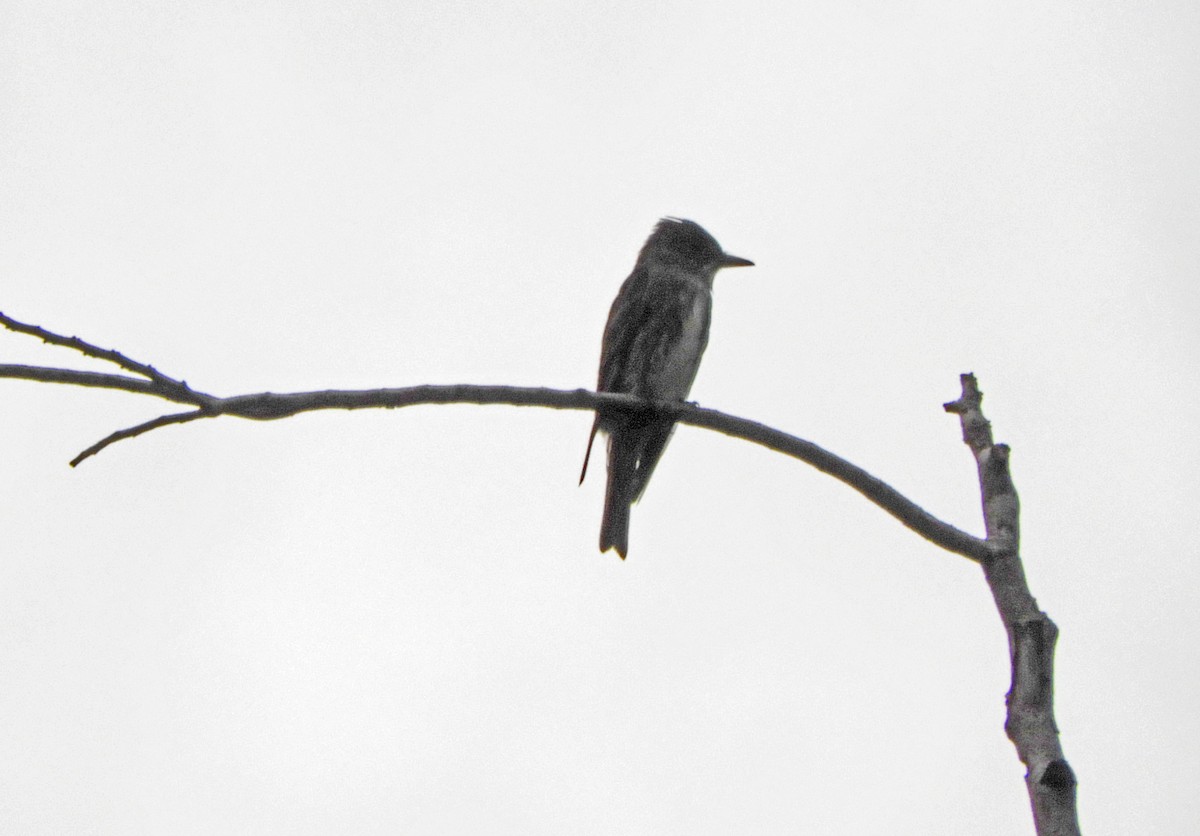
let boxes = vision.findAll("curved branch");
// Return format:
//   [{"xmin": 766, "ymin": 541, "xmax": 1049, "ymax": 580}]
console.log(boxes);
[
  {"xmin": 218, "ymin": 387, "xmax": 993, "ymax": 560},
  {"xmin": 69, "ymin": 410, "xmax": 209, "ymax": 467},
  {"xmin": 1, "ymin": 312, "xmax": 992, "ymax": 560},
  {"xmin": 679, "ymin": 405, "xmax": 993, "ymax": 560},
  {"xmin": 1, "ymin": 361, "xmax": 994, "ymax": 561}
]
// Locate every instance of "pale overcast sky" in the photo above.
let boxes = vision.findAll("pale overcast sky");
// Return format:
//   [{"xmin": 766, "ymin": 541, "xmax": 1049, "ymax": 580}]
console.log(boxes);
[{"xmin": 2, "ymin": 2, "xmax": 1198, "ymax": 833}]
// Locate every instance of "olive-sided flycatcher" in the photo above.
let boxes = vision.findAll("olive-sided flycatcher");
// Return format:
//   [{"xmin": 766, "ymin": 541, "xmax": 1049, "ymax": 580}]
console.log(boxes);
[{"xmin": 579, "ymin": 218, "xmax": 753, "ymax": 558}]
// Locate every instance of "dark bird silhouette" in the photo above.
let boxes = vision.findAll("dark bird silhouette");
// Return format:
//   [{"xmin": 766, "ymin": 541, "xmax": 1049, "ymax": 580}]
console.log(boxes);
[{"xmin": 580, "ymin": 218, "xmax": 753, "ymax": 558}]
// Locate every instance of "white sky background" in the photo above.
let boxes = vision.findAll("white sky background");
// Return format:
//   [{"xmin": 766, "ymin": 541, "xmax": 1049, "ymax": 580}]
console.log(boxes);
[{"xmin": 2, "ymin": 1, "xmax": 1198, "ymax": 833}]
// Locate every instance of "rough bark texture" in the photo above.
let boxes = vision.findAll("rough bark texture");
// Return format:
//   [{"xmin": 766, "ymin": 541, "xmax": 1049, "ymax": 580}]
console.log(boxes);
[{"xmin": 945, "ymin": 373, "xmax": 1080, "ymax": 836}]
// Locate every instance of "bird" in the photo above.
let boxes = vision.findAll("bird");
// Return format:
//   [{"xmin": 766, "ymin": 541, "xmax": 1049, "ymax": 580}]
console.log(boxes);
[{"xmin": 579, "ymin": 218, "xmax": 753, "ymax": 558}]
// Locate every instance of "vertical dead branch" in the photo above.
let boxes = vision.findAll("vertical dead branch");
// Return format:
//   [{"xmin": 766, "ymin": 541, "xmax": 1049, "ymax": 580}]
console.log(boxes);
[{"xmin": 945, "ymin": 374, "xmax": 1080, "ymax": 836}]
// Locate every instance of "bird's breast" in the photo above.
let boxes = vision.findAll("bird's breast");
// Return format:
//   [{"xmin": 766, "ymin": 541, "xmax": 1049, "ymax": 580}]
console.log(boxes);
[{"xmin": 649, "ymin": 288, "xmax": 710, "ymax": 400}]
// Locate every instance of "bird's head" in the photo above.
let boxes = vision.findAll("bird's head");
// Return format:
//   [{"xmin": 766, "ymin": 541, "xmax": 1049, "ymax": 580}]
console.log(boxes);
[{"xmin": 637, "ymin": 217, "xmax": 754, "ymax": 278}]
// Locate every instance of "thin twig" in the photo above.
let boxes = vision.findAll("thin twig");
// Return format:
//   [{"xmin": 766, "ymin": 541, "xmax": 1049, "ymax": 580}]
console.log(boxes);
[
  {"xmin": 69, "ymin": 410, "xmax": 209, "ymax": 467},
  {"xmin": 1, "ymin": 311, "xmax": 216, "ymax": 404},
  {"xmin": 0, "ymin": 364, "xmax": 161, "ymax": 396}
]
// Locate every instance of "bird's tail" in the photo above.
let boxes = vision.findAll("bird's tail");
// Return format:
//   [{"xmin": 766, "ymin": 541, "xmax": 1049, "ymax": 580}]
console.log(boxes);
[{"xmin": 599, "ymin": 437, "xmax": 635, "ymax": 559}]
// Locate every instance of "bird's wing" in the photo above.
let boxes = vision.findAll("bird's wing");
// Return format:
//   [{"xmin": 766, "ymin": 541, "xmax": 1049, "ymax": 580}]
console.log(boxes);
[
  {"xmin": 597, "ymin": 265, "xmax": 654, "ymax": 393},
  {"xmin": 588, "ymin": 270, "xmax": 710, "ymax": 496},
  {"xmin": 608, "ymin": 275, "xmax": 711, "ymax": 501},
  {"xmin": 582, "ymin": 266, "xmax": 653, "ymax": 484},
  {"xmin": 627, "ymin": 419, "xmax": 677, "ymax": 503}
]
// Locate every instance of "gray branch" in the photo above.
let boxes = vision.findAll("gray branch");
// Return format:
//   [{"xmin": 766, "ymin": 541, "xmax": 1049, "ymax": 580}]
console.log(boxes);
[
  {"xmin": 945, "ymin": 373, "xmax": 1079, "ymax": 835},
  {"xmin": 1, "ymin": 312, "xmax": 992, "ymax": 562},
  {"xmin": 4, "ymin": 313, "xmax": 1078, "ymax": 831}
]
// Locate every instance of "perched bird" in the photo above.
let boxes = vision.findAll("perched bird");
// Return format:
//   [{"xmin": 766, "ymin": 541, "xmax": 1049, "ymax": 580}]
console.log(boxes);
[{"xmin": 580, "ymin": 218, "xmax": 753, "ymax": 558}]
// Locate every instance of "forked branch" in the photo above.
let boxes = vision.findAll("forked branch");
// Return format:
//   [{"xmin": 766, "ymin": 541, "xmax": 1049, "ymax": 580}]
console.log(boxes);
[{"xmin": 1, "ymin": 311, "xmax": 992, "ymax": 561}]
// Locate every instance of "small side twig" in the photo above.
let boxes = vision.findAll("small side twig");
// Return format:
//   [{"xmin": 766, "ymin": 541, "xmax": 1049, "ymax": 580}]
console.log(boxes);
[
  {"xmin": 69, "ymin": 410, "xmax": 210, "ymax": 467},
  {"xmin": 945, "ymin": 373, "xmax": 1079, "ymax": 836}
]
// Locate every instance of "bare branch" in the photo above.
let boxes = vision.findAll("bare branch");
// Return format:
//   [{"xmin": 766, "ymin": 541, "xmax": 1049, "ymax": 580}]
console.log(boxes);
[
  {"xmin": 5, "ymin": 317, "xmax": 1075, "ymax": 826},
  {"xmin": 945, "ymin": 373, "xmax": 1079, "ymax": 836},
  {"xmin": 69, "ymin": 410, "xmax": 209, "ymax": 467},
  {"xmin": 1, "ymin": 353, "xmax": 993, "ymax": 562},
  {"xmin": 0, "ymin": 364, "xmax": 161, "ymax": 397},
  {"xmin": 1, "ymin": 311, "xmax": 217, "ymax": 404},
  {"xmin": 679, "ymin": 404, "xmax": 993, "ymax": 561}
]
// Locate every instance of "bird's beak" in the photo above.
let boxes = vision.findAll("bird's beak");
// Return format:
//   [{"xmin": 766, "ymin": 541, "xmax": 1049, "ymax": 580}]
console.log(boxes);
[{"xmin": 720, "ymin": 254, "xmax": 754, "ymax": 268}]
